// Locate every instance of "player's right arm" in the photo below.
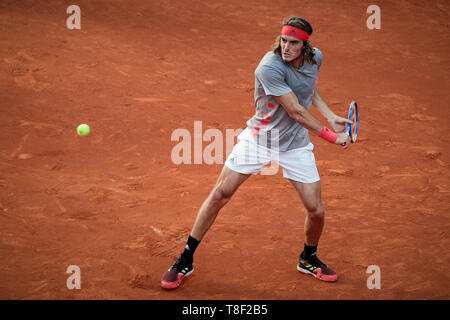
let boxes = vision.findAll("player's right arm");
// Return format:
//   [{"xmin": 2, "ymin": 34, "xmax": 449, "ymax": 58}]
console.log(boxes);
[{"xmin": 273, "ymin": 92, "xmax": 350, "ymax": 147}]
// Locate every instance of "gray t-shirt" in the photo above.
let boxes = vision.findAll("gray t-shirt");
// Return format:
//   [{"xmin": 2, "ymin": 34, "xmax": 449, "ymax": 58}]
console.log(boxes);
[{"xmin": 241, "ymin": 48, "xmax": 322, "ymax": 151}]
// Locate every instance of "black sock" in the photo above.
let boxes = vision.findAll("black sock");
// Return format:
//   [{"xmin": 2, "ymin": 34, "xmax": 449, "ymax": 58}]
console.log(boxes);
[
  {"xmin": 301, "ymin": 244, "xmax": 317, "ymax": 260},
  {"xmin": 181, "ymin": 235, "xmax": 200, "ymax": 262}
]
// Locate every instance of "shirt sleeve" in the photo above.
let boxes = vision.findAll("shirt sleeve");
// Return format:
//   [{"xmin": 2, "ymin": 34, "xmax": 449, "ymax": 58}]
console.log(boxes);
[
  {"xmin": 314, "ymin": 48, "xmax": 323, "ymax": 70},
  {"xmin": 254, "ymin": 64, "xmax": 292, "ymax": 97}
]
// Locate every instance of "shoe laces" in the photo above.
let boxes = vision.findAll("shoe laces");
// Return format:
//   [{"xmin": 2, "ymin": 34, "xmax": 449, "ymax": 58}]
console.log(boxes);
[
  {"xmin": 303, "ymin": 254, "xmax": 327, "ymax": 268},
  {"xmin": 172, "ymin": 256, "xmax": 191, "ymax": 270}
]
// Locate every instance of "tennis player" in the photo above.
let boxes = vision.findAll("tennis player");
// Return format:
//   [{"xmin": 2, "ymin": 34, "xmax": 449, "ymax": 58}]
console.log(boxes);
[{"xmin": 162, "ymin": 16, "xmax": 352, "ymax": 289}]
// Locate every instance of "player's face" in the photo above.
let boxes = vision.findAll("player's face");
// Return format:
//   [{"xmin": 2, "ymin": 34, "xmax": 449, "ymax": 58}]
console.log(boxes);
[{"xmin": 280, "ymin": 35, "xmax": 303, "ymax": 65}]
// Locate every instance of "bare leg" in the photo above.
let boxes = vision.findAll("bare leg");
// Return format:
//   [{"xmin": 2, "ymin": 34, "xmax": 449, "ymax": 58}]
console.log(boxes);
[
  {"xmin": 190, "ymin": 165, "xmax": 250, "ymax": 240},
  {"xmin": 289, "ymin": 180, "xmax": 325, "ymax": 246},
  {"xmin": 161, "ymin": 166, "xmax": 250, "ymax": 289}
]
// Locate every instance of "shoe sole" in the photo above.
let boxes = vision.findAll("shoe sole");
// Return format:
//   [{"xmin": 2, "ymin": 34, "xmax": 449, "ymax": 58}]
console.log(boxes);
[
  {"xmin": 161, "ymin": 268, "xmax": 194, "ymax": 289},
  {"xmin": 297, "ymin": 264, "xmax": 338, "ymax": 282}
]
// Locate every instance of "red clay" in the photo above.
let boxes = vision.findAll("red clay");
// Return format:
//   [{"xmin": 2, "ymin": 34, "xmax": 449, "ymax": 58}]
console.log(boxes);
[{"xmin": 0, "ymin": 0, "xmax": 449, "ymax": 299}]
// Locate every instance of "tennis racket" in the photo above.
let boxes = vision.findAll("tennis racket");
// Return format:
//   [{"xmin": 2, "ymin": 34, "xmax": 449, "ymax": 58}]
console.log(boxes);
[{"xmin": 346, "ymin": 101, "xmax": 358, "ymax": 143}]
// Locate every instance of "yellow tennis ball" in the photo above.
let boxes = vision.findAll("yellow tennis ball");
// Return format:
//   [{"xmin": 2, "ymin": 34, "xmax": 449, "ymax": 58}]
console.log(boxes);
[{"xmin": 77, "ymin": 124, "xmax": 90, "ymax": 136}]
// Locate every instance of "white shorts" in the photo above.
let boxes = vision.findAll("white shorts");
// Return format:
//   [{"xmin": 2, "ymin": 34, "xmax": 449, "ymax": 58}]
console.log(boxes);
[{"xmin": 224, "ymin": 138, "xmax": 320, "ymax": 183}]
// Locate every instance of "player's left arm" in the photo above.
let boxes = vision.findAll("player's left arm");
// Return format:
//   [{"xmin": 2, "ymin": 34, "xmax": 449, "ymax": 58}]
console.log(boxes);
[{"xmin": 312, "ymin": 87, "xmax": 351, "ymax": 133}]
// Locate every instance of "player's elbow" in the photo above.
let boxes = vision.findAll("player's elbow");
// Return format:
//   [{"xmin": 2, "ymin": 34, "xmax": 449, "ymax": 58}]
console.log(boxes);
[{"xmin": 289, "ymin": 106, "xmax": 308, "ymax": 125}]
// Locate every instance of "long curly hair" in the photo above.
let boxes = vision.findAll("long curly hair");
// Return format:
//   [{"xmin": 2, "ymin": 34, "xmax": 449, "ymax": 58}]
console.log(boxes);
[{"xmin": 272, "ymin": 16, "xmax": 317, "ymax": 66}]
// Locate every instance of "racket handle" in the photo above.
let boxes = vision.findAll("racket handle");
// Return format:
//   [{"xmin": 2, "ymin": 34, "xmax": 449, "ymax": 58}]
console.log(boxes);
[{"xmin": 341, "ymin": 132, "xmax": 353, "ymax": 146}]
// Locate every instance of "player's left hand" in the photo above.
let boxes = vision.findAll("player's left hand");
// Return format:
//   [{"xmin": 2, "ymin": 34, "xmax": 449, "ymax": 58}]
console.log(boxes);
[{"xmin": 328, "ymin": 115, "xmax": 353, "ymax": 133}]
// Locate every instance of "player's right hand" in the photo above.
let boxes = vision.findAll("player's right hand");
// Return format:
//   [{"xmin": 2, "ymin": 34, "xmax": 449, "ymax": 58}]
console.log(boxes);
[{"xmin": 335, "ymin": 132, "xmax": 351, "ymax": 149}]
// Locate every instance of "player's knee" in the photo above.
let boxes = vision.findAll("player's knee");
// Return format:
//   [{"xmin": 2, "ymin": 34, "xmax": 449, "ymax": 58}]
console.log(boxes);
[
  {"xmin": 211, "ymin": 186, "xmax": 233, "ymax": 204},
  {"xmin": 307, "ymin": 203, "xmax": 325, "ymax": 220}
]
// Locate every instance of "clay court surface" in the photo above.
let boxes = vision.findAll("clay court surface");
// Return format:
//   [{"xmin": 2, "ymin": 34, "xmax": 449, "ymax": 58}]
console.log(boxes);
[{"xmin": 0, "ymin": 0, "xmax": 449, "ymax": 300}]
